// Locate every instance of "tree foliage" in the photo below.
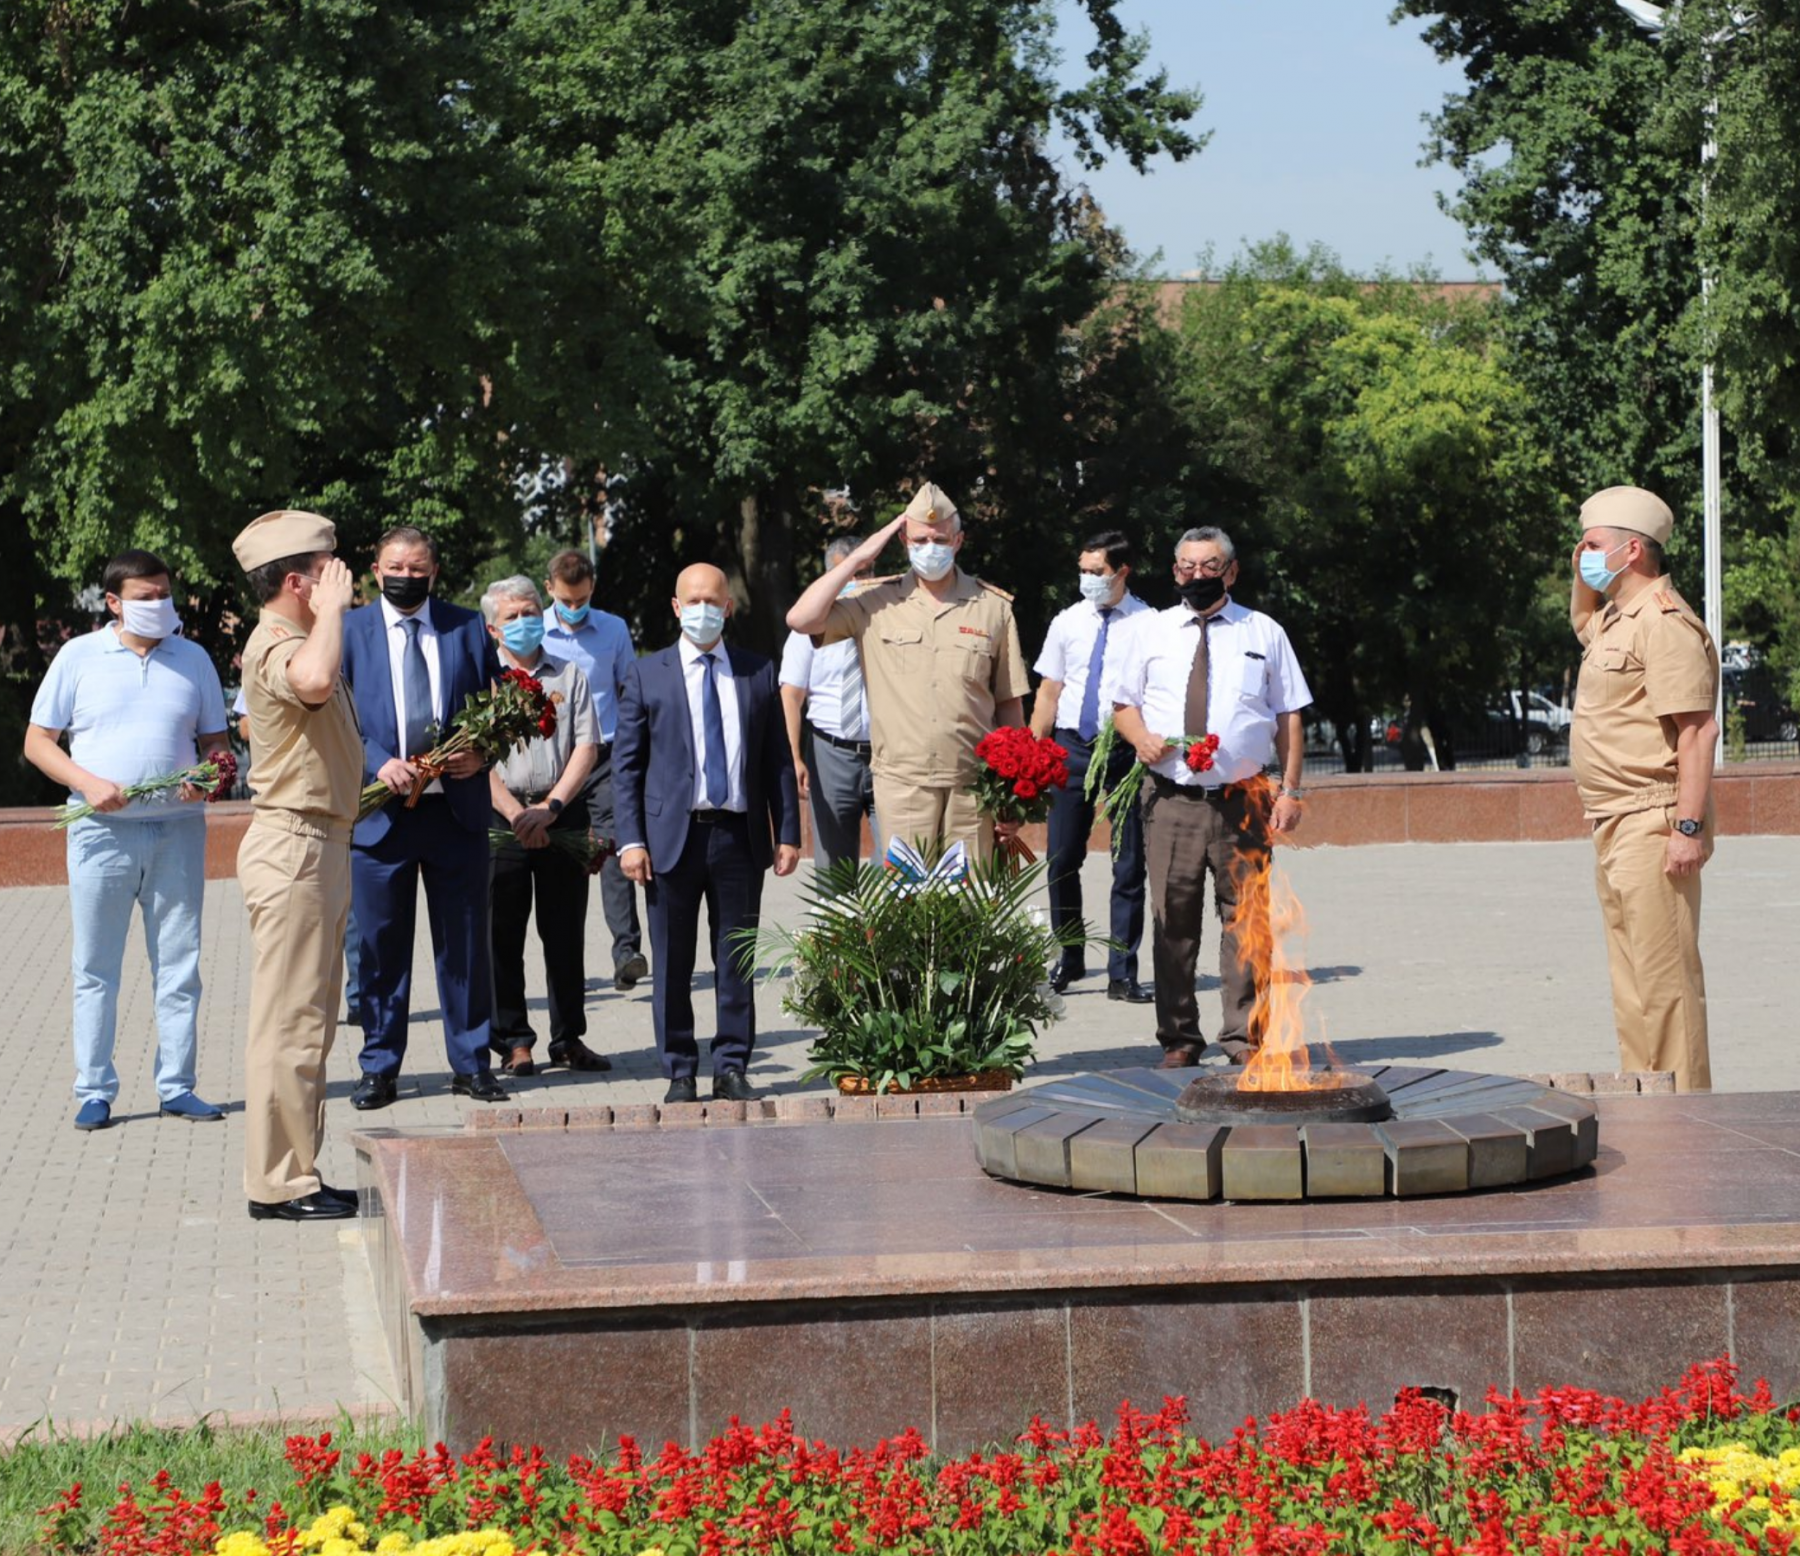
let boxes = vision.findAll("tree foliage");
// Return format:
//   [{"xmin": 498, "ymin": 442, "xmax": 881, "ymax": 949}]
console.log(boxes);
[
  {"xmin": 1159, "ymin": 241, "xmax": 1560, "ymax": 768},
  {"xmin": 1392, "ymin": 0, "xmax": 1800, "ymax": 698}
]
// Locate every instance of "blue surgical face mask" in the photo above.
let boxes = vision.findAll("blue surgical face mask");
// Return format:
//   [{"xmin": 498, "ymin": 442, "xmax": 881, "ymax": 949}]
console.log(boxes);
[
  {"xmin": 1078, "ymin": 571, "xmax": 1115, "ymax": 604},
  {"xmin": 680, "ymin": 602, "xmax": 726, "ymax": 646},
  {"xmin": 554, "ymin": 600, "xmax": 590, "ymax": 627},
  {"xmin": 501, "ymin": 615, "xmax": 545, "ymax": 655},
  {"xmin": 908, "ymin": 541, "xmax": 956, "ymax": 581},
  {"xmin": 1578, "ymin": 541, "xmax": 1630, "ymax": 594}
]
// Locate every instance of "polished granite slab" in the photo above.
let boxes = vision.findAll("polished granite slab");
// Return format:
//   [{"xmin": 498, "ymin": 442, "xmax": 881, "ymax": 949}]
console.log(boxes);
[
  {"xmin": 359, "ymin": 1093, "xmax": 1800, "ymax": 1317},
  {"xmin": 355, "ymin": 1092, "xmax": 1800, "ymax": 1452}
]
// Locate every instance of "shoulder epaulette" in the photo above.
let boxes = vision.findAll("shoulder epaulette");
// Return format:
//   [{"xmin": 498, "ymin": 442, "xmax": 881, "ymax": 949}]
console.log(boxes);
[{"xmin": 976, "ymin": 579, "xmax": 1015, "ymax": 602}]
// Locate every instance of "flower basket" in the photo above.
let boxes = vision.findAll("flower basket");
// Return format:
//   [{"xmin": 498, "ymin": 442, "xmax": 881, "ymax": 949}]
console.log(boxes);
[
  {"xmin": 834, "ymin": 1070, "xmax": 1015, "ymax": 1096},
  {"xmin": 736, "ymin": 842, "xmax": 1100, "ymax": 1095}
]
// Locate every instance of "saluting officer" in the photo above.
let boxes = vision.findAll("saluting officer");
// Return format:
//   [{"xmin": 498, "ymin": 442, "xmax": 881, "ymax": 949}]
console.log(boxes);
[
  {"xmin": 785, "ymin": 484, "xmax": 1028, "ymax": 861},
  {"xmin": 1570, "ymin": 485, "xmax": 1720, "ymax": 1092},
  {"xmin": 232, "ymin": 509, "xmax": 363, "ymax": 1223}
]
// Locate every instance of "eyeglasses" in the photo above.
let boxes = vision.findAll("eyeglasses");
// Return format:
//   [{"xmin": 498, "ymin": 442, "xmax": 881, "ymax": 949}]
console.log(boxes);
[{"xmin": 1174, "ymin": 557, "xmax": 1230, "ymax": 579}]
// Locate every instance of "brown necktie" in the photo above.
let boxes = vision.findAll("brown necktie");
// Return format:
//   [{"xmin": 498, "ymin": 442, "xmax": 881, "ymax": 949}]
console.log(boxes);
[{"xmin": 1183, "ymin": 614, "xmax": 1210, "ymax": 738}]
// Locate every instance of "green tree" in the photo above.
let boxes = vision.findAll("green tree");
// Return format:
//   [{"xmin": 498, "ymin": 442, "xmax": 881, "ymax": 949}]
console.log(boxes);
[
  {"xmin": 501, "ymin": 0, "xmax": 1202, "ymax": 653},
  {"xmin": 1165, "ymin": 241, "xmax": 1559, "ymax": 768},
  {"xmin": 1392, "ymin": 0, "xmax": 1800, "ymax": 703}
]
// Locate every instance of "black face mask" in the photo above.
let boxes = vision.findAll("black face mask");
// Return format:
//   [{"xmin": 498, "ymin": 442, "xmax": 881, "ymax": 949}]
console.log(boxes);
[
  {"xmin": 381, "ymin": 574, "xmax": 431, "ymax": 611},
  {"xmin": 1177, "ymin": 574, "xmax": 1227, "ymax": 612}
]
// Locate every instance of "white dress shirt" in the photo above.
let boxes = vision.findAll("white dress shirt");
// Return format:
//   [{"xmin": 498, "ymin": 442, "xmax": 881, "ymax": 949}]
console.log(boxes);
[
  {"xmin": 680, "ymin": 634, "xmax": 745, "ymax": 811},
  {"xmin": 1108, "ymin": 599, "xmax": 1312, "ymax": 785},
  {"xmin": 380, "ymin": 595, "xmax": 444, "ymax": 792},
  {"xmin": 778, "ymin": 630, "xmax": 869, "ymax": 741},
  {"xmin": 1032, "ymin": 591, "xmax": 1151, "ymax": 731}
]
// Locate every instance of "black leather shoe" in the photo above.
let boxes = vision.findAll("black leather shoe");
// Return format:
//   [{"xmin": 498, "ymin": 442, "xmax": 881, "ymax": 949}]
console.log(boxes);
[
  {"xmin": 712, "ymin": 1069, "xmax": 758, "ymax": 1102},
  {"xmin": 1048, "ymin": 963, "xmax": 1084, "ymax": 994},
  {"xmin": 1157, "ymin": 1044, "xmax": 1203, "ymax": 1070},
  {"xmin": 548, "ymin": 1039, "xmax": 612, "ymax": 1071},
  {"xmin": 1107, "ymin": 979, "xmax": 1153, "ymax": 1004},
  {"xmin": 450, "ymin": 1071, "xmax": 509, "ymax": 1102},
  {"xmin": 319, "ymin": 1182, "xmax": 359, "ymax": 1209},
  {"xmin": 350, "ymin": 1074, "xmax": 398, "ymax": 1111},
  {"xmin": 249, "ymin": 1191, "xmax": 355, "ymax": 1222},
  {"xmin": 614, "ymin": 953, "xmax": 649, "ymax": 990},
  {"xmin": 664, "ymin": 1077, "xmax": 699, "ymax": 1104}
]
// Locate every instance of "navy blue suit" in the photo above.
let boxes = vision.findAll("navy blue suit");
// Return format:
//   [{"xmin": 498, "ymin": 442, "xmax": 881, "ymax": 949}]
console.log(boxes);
[
  {"xmin": 341, "ymin": 598, "xmax": 504, "ymax": 1080},
  {"xmin": 614, "ymin": 640, "xmax": 800, "ymax": 1080}
]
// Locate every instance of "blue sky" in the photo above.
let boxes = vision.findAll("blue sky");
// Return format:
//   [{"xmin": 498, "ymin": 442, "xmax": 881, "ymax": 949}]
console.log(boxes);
[{"xmin": 1051, "ymin": 1, "xmax": 1488, "ymax": 279}]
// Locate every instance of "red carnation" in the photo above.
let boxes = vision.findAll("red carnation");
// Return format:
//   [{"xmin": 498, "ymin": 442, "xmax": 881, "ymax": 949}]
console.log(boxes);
[{"xmin": 207, "ymin": 750, "xmax": 239, "ymax": 799}]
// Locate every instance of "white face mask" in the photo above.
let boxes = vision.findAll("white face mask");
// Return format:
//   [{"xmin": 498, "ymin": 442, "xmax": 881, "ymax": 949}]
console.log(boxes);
[
  {"xmin": 1078, "ymin": 571, "xmax": 1115, "ymax": 604},
  {"xmin": 679, "ymin": 602, "xmax": 727, "ymax": 647},
  {"xmin": 119, "ymin": 596, "xmax": 180, "ymax": 640},
  {"xmin": 908, "ymin": 541, "xmax": 956, "ymax": 581}
]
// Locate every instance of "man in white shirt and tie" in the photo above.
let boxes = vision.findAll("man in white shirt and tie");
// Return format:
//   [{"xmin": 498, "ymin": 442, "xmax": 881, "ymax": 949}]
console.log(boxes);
[
  {"xmin": 1029, "ymin": 530, "xmax": 1153, "ymax": 1002},
  {"xmin": 1110, "ymin": 527, "xmax": 1311, "ymax": 1069},
  {"xmin": 780, "ymin": 537, "xmax": 878, "ymax": 879}
]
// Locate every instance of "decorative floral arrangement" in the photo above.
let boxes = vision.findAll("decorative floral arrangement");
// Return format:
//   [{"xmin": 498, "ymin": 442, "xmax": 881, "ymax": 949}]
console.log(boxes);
[
  {"xmin": 358, "ymin": 669, "xmax": 559, "ymax": 820},
  {"xmin": 31, "ymin": 1359, "xmax": 1800, "ymax": 1556},
  {"xmin": 1086, "ymin": 718, "xmax": 1221, "ymax": 855},
  {"xmin": 738, "ymin": 840, "xmax": 1089, "ymax": 1093},
  {"xmin": 52, "ymin": 751, "xmax": 239, "ymax": 828}
]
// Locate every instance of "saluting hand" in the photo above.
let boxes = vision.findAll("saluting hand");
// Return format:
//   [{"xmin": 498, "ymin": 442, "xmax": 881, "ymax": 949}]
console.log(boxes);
[{"xmin": 312, "ymin": 556, "xmax": 356, "ymax": 616}]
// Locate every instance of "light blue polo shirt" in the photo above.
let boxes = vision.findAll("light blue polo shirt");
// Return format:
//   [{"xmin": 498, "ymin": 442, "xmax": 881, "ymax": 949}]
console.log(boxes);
[
  {"xmin": 30, "ymin": 626, "xmax": 229, "ymax": 819},
  {"xmin": 542, "ymin": 608, "xmax": 636, "ymax": 743}
]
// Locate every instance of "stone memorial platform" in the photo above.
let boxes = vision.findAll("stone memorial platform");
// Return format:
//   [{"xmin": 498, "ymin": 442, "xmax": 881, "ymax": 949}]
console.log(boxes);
[{"xmin": 357, "ymin": 1087, "xmax": 1800, "ymax": 1458}]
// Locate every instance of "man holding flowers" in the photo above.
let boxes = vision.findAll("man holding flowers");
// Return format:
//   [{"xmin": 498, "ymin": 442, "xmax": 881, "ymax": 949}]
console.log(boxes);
[
  {"xmin": 341, "ymin": 527, "xmax": 507, "ymax": 1109},
  {"xmin": 1109, "ymin": 526, "xmax": 1311, "ymax": 1068},
  {"xmin": 1029, "ymin": 529, "xmax": 1153, "ymax": 1002},
  {"xmin": 231, "ymin": 509, "xmax": 363, "ymax": 1221},
  {"xmin": 481, "ymin": 575, "xmax": 608, "ymax": 1079},
  {"xmin": 25, "ymin": 549, "xmax": 231, "ymax": 1132},
  {"xmin": 785, "ymin": 482, "xmax": 1029, "ymax": 862}
]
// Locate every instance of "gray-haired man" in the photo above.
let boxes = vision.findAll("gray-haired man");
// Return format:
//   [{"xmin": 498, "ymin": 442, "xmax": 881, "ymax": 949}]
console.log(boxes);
[
  {"xmin": 779, "ymin": 537, "xmax": 879, "ymax": 877},
  {"xmin": 482, "ymin": 575, "xmax": 607, "ymax": 1077}
]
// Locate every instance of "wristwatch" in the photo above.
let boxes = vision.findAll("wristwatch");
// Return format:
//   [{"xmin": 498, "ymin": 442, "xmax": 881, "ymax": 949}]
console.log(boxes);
[
  {"xmin": 1280, "ymin": 786, "xmax": 1305, "ymax": 800},
  {"xmin": 1674, "ymin": 816, "xmax": 1702, "ymax": 837},
  {"xmin": 546, "ymin": 797, "xmax": 565, "ymax": 816}
]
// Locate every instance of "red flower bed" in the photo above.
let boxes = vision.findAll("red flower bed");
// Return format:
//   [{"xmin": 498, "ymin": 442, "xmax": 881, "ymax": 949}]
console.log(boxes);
[{"xmin": 36, "ymin": 1359, "xmax": 1800, "ymax": 1556}]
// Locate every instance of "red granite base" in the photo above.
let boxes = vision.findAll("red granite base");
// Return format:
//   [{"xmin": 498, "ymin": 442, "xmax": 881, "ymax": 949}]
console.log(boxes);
[{"xmin": 354, "ymin": 1091, "xmax": 1800, "ymax": 1455}]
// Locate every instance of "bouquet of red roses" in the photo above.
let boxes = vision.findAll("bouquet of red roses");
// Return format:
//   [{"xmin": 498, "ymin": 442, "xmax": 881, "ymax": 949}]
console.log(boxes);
[
  {"xmin": 52, "ymin": 750, "xmax": 240, "ymax": 828},
  {"xmin": 358, "ymin": 667, "xmax": 560, "ymax": 820},
  {"xmin": 967, "ymin": 727, "xmax": 1070, "ymax": 864}
]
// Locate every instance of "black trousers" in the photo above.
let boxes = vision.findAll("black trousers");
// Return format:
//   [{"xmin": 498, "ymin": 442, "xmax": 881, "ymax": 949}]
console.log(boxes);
[
  {"xmin": 488, "ymin": 800, "xmax": 591, "ymax": 1050},
  {"xmin": 645, "ymin": 812, "xmax": 763, "ymax": 1080}
]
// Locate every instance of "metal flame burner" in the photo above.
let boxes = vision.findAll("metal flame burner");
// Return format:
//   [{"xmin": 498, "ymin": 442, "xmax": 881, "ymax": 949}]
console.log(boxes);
[{"xmin": 1175, "ymin": 1070, "xmax": 1393, "ymax": 1127}]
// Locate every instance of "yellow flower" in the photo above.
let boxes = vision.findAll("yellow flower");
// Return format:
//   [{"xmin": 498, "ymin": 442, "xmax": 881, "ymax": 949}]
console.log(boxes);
[
  {"xmin": 376, "ymin": 1537, "xmax": 413, "ymax": 1556},
  {"xmin": 215, "ymin": 1534, "xmax": 273, "ymax": 1556}
]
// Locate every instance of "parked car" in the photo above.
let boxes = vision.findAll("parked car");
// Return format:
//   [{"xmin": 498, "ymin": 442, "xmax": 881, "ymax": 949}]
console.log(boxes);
[{"xmin": 1725, "ymin": 666, "xmax": 1799, "ymax": 744}]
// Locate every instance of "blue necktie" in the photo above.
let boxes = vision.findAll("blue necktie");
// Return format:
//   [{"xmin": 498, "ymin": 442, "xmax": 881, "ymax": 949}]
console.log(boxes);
[
  {"xmin": 1077, "ymin": 607, "xmax": 1115, "ymax": 741},
  {"xmin": 700, "ymin": 652, "xmax": 728, "ymax": 806},
  {"xmin": 401, "ymin": 617, "xmax": 432, "ymax": 758}
]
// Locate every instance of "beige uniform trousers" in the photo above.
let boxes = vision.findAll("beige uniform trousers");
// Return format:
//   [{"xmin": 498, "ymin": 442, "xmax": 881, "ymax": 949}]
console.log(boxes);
[
  {"xmin": 1591, "ymin": 804, "xmax": 1712, "ymax": 1092},
  {"xmin": 239, "ymin": 812, "xmax": 353, "ymax": 1202},
  {"xmin": 872, "ymin": 777, "xmax": 995, "ymax": 864}
]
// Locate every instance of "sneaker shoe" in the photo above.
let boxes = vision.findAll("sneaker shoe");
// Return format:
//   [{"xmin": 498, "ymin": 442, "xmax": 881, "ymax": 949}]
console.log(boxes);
[
  {"xmin": 73, "ymin": 1099, "xmax": 112, "ymax": 1132},
  {"xmin": 160, "ymin": 1090, "xmax": 225, "ymax": 1122}
]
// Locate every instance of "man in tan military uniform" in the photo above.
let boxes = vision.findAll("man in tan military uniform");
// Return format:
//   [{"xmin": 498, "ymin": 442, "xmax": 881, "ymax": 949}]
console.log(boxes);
[
  {"xmin": 1570, "ymin": 485, "xmax": 1720, "ymax": 1092},
  {"xmin": 786, "ymin": 483, "xmax": 1028, "ymax": 860},
  {"xmin": 232, "ymin": 510, "xmax": 364, "ymax": 1221}
]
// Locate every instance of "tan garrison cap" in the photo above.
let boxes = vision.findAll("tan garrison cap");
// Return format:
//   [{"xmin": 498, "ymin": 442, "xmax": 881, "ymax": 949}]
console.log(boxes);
[
  {"xmin": 901, "ymin": 483, "xmax": 958, "ymax": 526},
  {"xmin": 1580, "ymin": 486, "xmax": 1673, "ymax": 546},
  {"xmin": 232, "ymin": 509, "xmax": 337, "ymax": 573}
]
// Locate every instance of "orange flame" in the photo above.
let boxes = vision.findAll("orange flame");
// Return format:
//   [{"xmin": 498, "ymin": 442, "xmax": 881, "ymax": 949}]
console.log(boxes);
[{"xmin": 1226, "ymin": 789, "xmax": 1329, "ymax": 1092}]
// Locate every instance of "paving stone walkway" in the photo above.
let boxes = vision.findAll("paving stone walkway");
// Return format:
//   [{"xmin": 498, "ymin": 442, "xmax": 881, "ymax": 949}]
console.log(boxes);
[{"xmin": 4, "ymin": 836, "xmax": 1798, "ymax": 1433}]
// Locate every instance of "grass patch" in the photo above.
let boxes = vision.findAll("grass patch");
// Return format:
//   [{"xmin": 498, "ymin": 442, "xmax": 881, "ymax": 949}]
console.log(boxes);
[{"xmin": 0, "ymin": 1413, "xmax": 418, "ymax": 1555}]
